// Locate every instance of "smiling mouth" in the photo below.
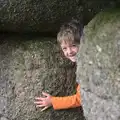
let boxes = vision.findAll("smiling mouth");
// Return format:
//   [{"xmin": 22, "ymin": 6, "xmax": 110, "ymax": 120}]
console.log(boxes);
[
  {"xmin": 68, "ymin": 54, "xmax": 76, "ymax": 57},
  {"xmin": 68, "ymin": 55, "xmax": 76, "ymax": 58}
]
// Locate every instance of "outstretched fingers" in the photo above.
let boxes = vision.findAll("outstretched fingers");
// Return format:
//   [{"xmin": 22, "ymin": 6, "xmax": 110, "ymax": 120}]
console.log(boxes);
[
  {"xmin": 35, "ymin": 97, "xmax": 45, "ymax": 101},
  {"xmin": 42, "ymin": 92, "xmax": 49, "ymax": 97},
  {"xmin": 34, "ymin": 92, "xmax": 52, "ymax": 111},
  {"xmin": 41, "ymin": 106, "xmax": 49, "ymax": 112},
  {"xmin": 34, "ymin": 101, "xmax": 43, "ymax": 105},
  {"xmin": 36, "ymin": 104, "xmax": 45, "ymax": 108}
]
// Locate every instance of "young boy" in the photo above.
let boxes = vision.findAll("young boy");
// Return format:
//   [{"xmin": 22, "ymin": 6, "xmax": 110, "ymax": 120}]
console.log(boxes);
[{"xmin": 34, "ymin": 19, "xmax": 83, "ymax": 111}]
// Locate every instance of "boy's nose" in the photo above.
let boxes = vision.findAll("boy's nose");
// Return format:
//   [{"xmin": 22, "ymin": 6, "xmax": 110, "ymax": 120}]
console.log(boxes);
[{"xmin": 67, "ymin": 48, "xmax": 73, "ymax": 54}]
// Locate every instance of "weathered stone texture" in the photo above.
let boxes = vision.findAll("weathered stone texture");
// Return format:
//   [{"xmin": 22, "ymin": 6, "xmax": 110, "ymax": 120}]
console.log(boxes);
[
  {"xmin": 0, "ymin": 35, "xmax": 84, "ymax": 120},
  {"xmin": 76, "ymin": 9, "xmax": 120, "ymax": 120},
  {"xmin": 0, "ymin": 0, "xmax": 119, "ymax": 33}
]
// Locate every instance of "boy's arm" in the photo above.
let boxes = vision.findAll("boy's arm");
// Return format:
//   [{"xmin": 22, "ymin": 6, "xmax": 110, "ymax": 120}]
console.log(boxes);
[{"xmin": 51, "ymin": 84, "xmax": 81, "ymax": 110}]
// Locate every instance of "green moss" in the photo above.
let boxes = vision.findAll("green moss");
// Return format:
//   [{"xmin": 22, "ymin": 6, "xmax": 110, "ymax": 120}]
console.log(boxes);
[{"xmin": 84, "ymin": 8, "xmax": 120, "ymax": 42}]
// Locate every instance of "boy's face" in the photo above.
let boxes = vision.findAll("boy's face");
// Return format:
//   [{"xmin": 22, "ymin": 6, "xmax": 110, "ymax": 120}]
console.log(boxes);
[{"xmin": 60, "ymin": 41, "xmax": 79, "ymax": 62}]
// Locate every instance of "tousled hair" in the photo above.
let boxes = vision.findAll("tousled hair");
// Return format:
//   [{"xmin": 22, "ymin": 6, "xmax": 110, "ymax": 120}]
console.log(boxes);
[{"xmin": 57, "ymin": 19, "xmax": 83, "ymax": 45}]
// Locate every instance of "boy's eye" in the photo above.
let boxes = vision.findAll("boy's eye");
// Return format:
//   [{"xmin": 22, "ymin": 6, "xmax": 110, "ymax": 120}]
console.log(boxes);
[
  {"xmin": 71, "ymin": 44, "xmax": 77, "ymax": 47},
  {"xmin": 62, "ymin": 47, "xmax": 67, "ymax": 51}
]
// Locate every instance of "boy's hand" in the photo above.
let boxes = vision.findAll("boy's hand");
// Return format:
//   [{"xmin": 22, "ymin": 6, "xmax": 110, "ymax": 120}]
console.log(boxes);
[{"xmin": 34, "ymin": 92, "xmax": 52, "ymax": 111}]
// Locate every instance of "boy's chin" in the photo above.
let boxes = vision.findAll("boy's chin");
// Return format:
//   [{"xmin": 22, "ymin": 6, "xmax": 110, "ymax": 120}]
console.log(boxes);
[
  {"xmin": 69, "ymin": 57, "xmax": 76, "ymax": 62},
  {"xmin": 71, "ymin": 59, "xmax": 76, "ymax": 62}
]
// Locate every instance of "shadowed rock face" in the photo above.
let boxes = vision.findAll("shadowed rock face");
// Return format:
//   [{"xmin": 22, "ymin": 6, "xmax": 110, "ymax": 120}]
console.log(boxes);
[
  {"xmin": 77, "ymin": 9, "xmax": 120, "ymax": 120},
  {"xmin": 0, "ymin": 35, "xmax": 85, "ymax": 120},
  {"xmin": 0, "ymin": 0, "xmax": 119, "ymax": 33}
]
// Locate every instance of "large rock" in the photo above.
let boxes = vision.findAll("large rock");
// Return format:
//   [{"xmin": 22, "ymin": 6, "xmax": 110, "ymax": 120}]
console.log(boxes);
[
  {"xmin": 0, "ymin": 35, "xmax": 84, "ymax": 120},
  {"xmin": 76, "ymin": 9, "xmax": 120, "ymax": 120},
  {"xmin": 0, "ymin": 0, "xmax": 119, "ymax": 33}
]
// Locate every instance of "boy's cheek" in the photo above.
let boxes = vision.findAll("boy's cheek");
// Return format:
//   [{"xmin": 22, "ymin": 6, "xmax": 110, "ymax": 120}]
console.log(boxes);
[{"xmin": 63, "ymin": 52, "xmax": 67, "ymax": 57}]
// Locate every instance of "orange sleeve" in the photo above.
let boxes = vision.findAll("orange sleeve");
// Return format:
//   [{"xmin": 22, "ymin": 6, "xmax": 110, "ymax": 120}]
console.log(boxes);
[{"xmin": 51, "ymin": 84, "xmax": 81, "ymax": 110}]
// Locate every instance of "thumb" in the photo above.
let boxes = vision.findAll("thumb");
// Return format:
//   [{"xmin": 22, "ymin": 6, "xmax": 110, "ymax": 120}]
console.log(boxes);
[{"xmin": 42, "ymin": 92, "xmax": 50, "ymax": 97}]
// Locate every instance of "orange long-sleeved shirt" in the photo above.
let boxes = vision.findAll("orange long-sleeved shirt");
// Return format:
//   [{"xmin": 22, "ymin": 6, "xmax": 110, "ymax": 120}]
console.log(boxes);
[{"xmin": 51, "ymin": 84, "xmax": 81, "ymax": 110}]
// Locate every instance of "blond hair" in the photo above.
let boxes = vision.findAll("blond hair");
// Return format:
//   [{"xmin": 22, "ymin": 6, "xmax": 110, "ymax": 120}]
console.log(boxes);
[{"xmin": 57, "ymin": 19, "xmax": 83, "ymax": 44}]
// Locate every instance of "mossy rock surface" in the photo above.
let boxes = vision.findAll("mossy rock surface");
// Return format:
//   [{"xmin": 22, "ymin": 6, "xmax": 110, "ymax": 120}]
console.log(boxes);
[
  {"xmin": 0, "ymin": 35, "xmax": 84, "ymax": 120},
  {"xmin": 0, "ymin": 0, "xmax": 119, "ymax": 33},
  {"xmin": 76, "ymin": 9, "xmax": 120, "ymax": 120}
]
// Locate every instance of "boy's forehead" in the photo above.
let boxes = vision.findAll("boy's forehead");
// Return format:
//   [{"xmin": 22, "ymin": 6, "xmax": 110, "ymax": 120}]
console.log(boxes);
[{"xmin": 60, "ymin": 40, "xmax": 75, "ymax": 46}]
